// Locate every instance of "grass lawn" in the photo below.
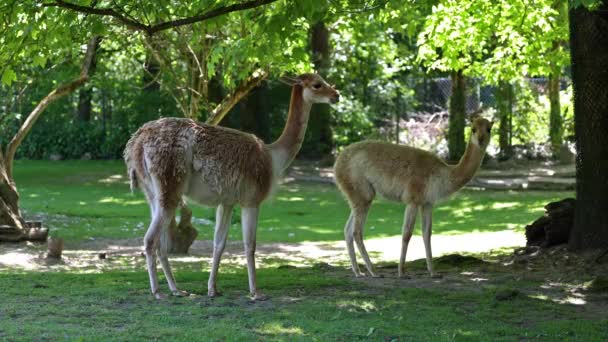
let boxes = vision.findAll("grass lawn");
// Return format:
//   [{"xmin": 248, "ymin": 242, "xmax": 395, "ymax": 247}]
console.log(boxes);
[
  {"xmin": 14, "ymin": 160, "xmax": 573, "ymax": 243},
  {"xmin": 2, "ymin": 161, "xmax": 607, "ymax": 340},
  {"xmin": 1, "ymin": 260, "xmax": 607, "ymax": 341}
]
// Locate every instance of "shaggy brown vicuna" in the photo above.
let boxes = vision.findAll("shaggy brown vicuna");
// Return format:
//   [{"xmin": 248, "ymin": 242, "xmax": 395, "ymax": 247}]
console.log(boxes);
[
  {"xmin": 334, "ymin": 117, "xmax": 493, "ymax": 278},
  {"xmin": 124, "ymin": 74, "xmax": 339, "ymax": 299}
]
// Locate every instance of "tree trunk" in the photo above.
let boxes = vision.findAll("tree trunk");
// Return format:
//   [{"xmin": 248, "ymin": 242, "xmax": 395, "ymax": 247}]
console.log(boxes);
[
  {"xmin": 304, "ymin": 21, "xmax": 333, "ymax": 158},
  {"xmin": 496, "ymin": 80, "xmax": 513, "ymax": 160},
  {"xmin": 568, "ymin": 3, "xmax": 608, "ymax": 250},
  {"xmin": 77, "ymin": 87, "xmax": 93, "ymax": 121},
  {"xmin": 448, "ymin": 70, "xmax": 466, "ymax": 162},
  {"xmin": 548, "ymin": 68, "xmax": 562, "ymax": 157},
  {"xmin": 0, "ymin": 36, "xmax": 99, "ymax": 242},
  {"xmin": 143, "ymin": 53, "xmax": 161, "ymax": 92},
  {"xmin": 77, "ymin": 47, "xmax": 98, "ymax": 122},
  {"xmin": 0, "ymin": 155, "xmax": 25, "ymax": 230}
]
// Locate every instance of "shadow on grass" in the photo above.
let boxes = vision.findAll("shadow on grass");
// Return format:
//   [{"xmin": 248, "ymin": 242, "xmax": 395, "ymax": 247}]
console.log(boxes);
[{"xmin": 1, "ymin": 258, "xmax": 606, "ymax": 341}]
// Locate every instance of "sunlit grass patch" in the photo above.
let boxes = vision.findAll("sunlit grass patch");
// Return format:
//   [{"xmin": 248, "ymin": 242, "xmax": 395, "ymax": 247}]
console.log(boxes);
[{"xmin": 13, "ymin": 160, "xmax": 573, "ymax": 242}]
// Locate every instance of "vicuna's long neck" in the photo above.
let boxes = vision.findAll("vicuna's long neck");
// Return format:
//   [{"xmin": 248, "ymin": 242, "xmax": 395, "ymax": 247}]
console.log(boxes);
[
  {"xmin": 268, "ymin": 85, "xmax": 312, "ymax": 174},
  {"xmin": 448, "ymin": 142, "xmax": 486, "ymax": 193}
]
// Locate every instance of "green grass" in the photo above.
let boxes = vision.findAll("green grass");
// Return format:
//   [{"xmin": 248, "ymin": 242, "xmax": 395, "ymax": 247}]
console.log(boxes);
[
  {"xmin": 4, "ymin": 161, "xmax": 606, "ymax": 341},
  {"xmin": 1, "ymin": 265, "xmax": 606, "ymax": 341},
  {"xmin": 14, "ymin": 160, "xmax": 573, "ymax": 242}
]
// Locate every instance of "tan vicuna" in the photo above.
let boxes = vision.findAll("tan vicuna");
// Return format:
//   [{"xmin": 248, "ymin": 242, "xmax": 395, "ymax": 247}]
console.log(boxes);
[
  {"xmin": 334, "ymin": 118, "xmax": 493, "ymax": 278},
  {"xmin": 124, "ymin": 74, "xmax": 339, "ymax": 299}
]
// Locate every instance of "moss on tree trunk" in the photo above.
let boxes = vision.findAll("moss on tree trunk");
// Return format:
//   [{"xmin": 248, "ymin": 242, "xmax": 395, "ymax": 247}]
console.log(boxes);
[
  {"xmin": 303, "ymin": 21, "xmax": 333, "ymax": 159},
  {"xmin": 548, "ymin": 66, "xmax": 562, "ymax": 157},
  {"xmin": 448, "ymin": 70, "xmax": 466, "ymax": 162},
  {"xmin": 496, "ymin": 80, "xmax": 513, "ymax": 160}
]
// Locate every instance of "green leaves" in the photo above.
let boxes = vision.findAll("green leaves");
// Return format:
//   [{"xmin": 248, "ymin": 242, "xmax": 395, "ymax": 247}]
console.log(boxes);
[
  {"xmin": 418, "ymin": 0, "xmax": 570, "ymax": 84},
  {"xmin": 1, "ymin": 68, "xmax": 17, "ymax": 86}
]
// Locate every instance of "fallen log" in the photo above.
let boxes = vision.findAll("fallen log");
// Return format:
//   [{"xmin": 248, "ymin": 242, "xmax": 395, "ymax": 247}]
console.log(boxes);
[
  {"xmin": 0, "ymin": 221, "xmax": 48, "ymax": 242},
  {"xmin": 525, "ymin": 198, "xmax": 575, "ymax": 247}
]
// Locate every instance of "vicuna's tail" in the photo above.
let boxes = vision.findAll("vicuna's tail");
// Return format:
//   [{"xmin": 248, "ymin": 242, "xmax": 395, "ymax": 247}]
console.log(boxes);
[{"xmin": 128, "ymin": 167, "xmax": 138, "ymax": 193}]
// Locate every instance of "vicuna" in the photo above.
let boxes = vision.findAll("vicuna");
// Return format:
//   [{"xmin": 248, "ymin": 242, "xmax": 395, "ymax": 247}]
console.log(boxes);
[
  {"xmin": 124, "ymin": 74, "xmax": 339, "ymax": 299},
  {"xmin": 334, "ymin": 117, "xmax": 493, "ymax": 278}
]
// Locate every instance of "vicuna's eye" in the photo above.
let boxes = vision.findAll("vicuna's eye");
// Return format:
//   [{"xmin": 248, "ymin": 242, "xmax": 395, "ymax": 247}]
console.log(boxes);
[
  {"xmin": 472, "ymin": 128, "xmax": 477, "ymax": 134},
  {"xmin": 313, "ymin": 83, "xmax": 322, "ymax": 89},
  {"xmin": 487, "ymin": 128, "xmax": 491, "ymax": 133}
]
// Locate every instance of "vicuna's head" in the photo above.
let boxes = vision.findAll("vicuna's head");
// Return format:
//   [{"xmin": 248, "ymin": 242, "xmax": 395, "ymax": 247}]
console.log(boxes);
[
  {"xmin": 282, "ymin": 73, "xmax": 340, "ymax": 104},
  {"xmin": 470, "ymin": 117, "xmax": 493, "ymax": 148}
]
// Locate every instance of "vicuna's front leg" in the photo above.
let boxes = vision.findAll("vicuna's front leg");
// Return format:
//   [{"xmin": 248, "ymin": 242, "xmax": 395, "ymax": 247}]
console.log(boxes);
[
  {"xmin": 420, "ymin": 204, "xmax": 440, "ymax": 278},
  {"xmin": 208, "ymin": 204, "xmax": 233, "ymax": 297},
  {"xmin": 242, "ymin": 207, "xmax": 265, "ymax": 300},
  {"xmin": 399, "ymin": 204, "xmax": 418, "ymax": 278}
]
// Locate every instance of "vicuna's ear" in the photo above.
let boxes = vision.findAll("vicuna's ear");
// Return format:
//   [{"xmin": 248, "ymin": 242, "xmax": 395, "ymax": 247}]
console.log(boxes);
[
  {"xmin": 278, "ymin": 75, "xmax": 299, "ymax": 86},
  {"xmin": 468, "ymin": 108, "xmax": 483, "ymax": 122},
  {"xmin": 489, "ymin": 121, "xmax": 494, "ymax": 129}
]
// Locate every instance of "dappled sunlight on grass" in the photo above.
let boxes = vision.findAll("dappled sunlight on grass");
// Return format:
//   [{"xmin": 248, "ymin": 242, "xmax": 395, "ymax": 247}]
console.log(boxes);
[
  {"xmin": 255, "ymin": 322, "xmax": 304, "ymax": 337},
  {"xmin": 13, "ymin": 160, "xmax": 573, "ymax": 243}
]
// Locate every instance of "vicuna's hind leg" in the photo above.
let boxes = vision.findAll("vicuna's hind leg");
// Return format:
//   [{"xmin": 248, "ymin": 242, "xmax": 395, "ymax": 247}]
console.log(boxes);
[
  {"xmin": 144, "ymin": 205, "xmax": 175, "ymax": 299},
  {"xmin": 343, "ymin": 212, "xmax": 361, "ymax": 276},
  {"xmin": 158, "ymin": 219, "xmax": 188, "ymax": 297},
  {"xmin": 398, "ymin": 204, "xmax": 418, "ymax": 278},
  {"xmin": 352, "ymin": 204, "xmax": 378, "ymax": 277},
  {"xmin": 208, "ymin": 204, "xmax": 234, "ymax": 297}
]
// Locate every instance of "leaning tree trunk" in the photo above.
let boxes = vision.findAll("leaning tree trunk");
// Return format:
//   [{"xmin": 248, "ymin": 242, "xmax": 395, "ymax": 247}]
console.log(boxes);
[
  {"xmin": 448, "ymin": 70, "xmax": 466, "ymax": 162},
  {"xmin": 0, "ymin": 154, "xmax": 25, "ymax": 229},
  {"xmin": 0, "ymin": 36, "xmax": 100, "ymax": 242},
  {"xmin": 568, "ymin": 3, "xmax": 608, "ymax": 250}
]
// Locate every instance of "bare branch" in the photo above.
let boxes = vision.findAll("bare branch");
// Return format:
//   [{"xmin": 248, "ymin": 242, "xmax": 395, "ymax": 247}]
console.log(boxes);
[
  {"xmin": 44, "ymin": 0, "xmax": 279, "ymax": 35},
  {"xmin": 142, "ymin": 36, "xmax": 190, "ymax": 117},
  {"xmin": 206, "ymin": 69, "xmax": 268, "ymax": 126},
  {"xmin": 4, "ymin": 36, "xmax": 101, "ymax": 181}
]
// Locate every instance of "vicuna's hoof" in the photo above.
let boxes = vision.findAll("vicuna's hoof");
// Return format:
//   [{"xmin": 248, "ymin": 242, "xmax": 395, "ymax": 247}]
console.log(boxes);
[
  {"xmin": 172, "ymin": 290, "xmax": 189, "ymax": 297},
  {"xmin": 154, "ymin": 292, "xmax": 168, "ymax": 300},
  {"xmin": 208, "ymin": 289, "xmax": 222, "ymax": 298},
  {"xmin": 250, "ymin": 292, "xmax": 269, "ymax": 301}
]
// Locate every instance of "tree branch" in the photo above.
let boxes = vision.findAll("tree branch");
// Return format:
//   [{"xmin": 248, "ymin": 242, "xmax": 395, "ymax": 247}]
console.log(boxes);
[
  {"xmin": 149, "ymin": 0, "xmax": 278, "ymax": 33},
  {"xmin": 206, "ymin": 69, "xmax": 268, "ymax": 126},
  {"xmin": 43, "ymin": 0, "xmax": 148, "ymax": 32},
  {"xmin": 44, "ymin": 0, "xmax": 278, "ymax": 35},
  {"xmin": 4, "ymin": 36, "xmax": 101, "ymax": 181}
]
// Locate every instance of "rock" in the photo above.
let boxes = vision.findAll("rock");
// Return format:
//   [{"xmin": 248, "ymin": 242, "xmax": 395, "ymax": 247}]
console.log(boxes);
[
  {"xmin": 81, "ymin": 152, "xmax": 92, "ymax": 160},
  {"xmin": 49, "ymin": 153, "xmax": 63, "ymax": 161}
]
